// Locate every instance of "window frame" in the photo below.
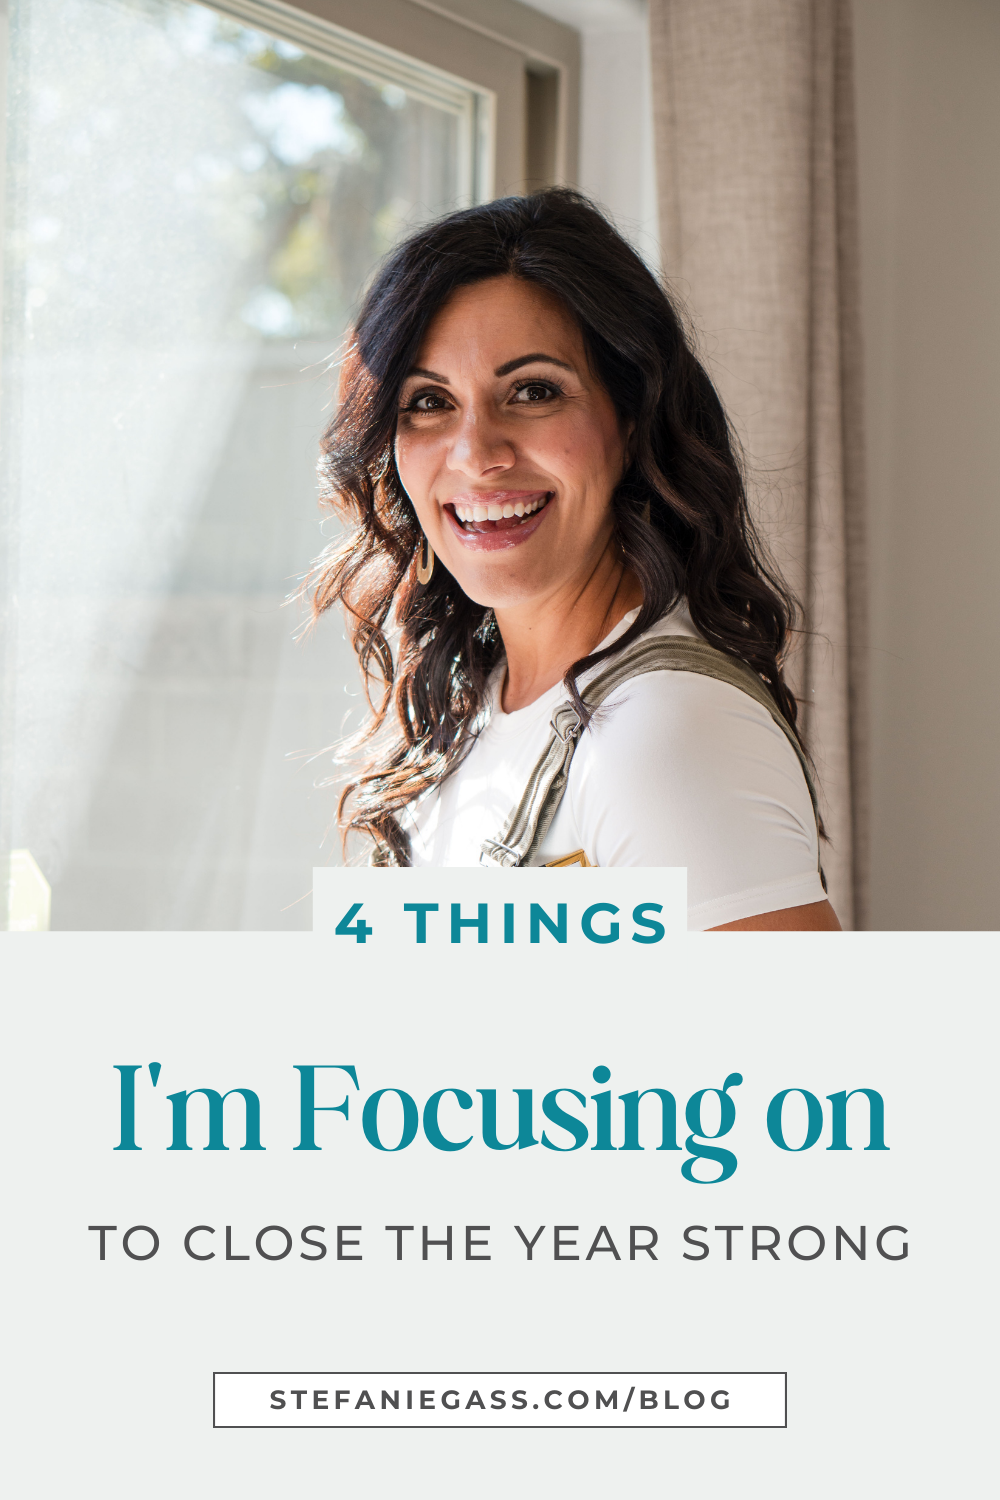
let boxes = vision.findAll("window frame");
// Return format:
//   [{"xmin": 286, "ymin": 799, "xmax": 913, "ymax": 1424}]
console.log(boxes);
[
  {"xmin": 206, "ymin": 0, "xmax": 496, "ymax": 203},
  {"xmin": 216, "ymin": 0, "xmax": 582, "ymax": 195}
]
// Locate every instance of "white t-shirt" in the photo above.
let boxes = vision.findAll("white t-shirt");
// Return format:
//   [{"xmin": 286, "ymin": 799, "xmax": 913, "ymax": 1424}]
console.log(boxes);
[{"xmin": 405, "ymin": 605, "xmax": 825, "ymax": 930}]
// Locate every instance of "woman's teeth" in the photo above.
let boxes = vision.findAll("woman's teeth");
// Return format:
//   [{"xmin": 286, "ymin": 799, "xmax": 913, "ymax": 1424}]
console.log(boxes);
[{"xmin": 453, "ymin": 495, "xmax": 549, "ymax": 524}]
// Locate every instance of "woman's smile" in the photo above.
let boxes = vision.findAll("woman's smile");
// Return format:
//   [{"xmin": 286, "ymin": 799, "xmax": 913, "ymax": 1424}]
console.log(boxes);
[{"xmin": 443, "ymin": 489, "xmax": 553, "ymax": 550}]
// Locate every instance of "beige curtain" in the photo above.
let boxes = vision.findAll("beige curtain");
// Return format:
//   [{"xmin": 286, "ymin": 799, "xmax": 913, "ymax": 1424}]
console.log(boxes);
[{"xmin": 649, "ymin": 0, "xmax": 869, "ymax": 929}]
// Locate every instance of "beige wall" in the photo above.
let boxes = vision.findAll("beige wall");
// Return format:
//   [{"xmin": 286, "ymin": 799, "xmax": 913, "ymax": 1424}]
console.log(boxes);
[{"xmin": 853, "ymin": 0, "xmax": 1000, "ymax": 928}]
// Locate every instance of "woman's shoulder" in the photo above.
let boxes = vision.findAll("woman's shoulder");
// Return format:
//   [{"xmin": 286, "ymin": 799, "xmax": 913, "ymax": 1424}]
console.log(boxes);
[
  {"xmin": 583, "ymin": 655, "xmax": 789, "ymax": 769},
  {"xmin": 563, "ymin": 625, "xmax": 820, "ymax": 912},
  {"xmin": 583, "ymin": 602, "xmax": 773, "ymax": 743},
  {"xmin": 569, "ymin": 606, "xmax": 814, "ymax": 845}
]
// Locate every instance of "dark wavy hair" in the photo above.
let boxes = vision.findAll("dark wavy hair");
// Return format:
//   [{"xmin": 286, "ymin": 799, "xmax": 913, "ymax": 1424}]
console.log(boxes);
[{"xmin": 308, "ymin": 188, "xmax": 801, "ymax": 864}]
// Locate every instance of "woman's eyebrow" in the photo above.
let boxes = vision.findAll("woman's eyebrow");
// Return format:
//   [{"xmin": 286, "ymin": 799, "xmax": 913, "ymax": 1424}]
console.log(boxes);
[
  {"xmin": 407, "ymin": 366, "xmax": 450, "ymax": 383},
  {"xmin": 494, "ymin": 353, "xmax": 573, "ymax": 376}
]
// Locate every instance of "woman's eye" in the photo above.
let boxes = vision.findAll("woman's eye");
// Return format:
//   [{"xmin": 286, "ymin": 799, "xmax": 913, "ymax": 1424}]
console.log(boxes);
[
  {"xmin": 511, "ymin": 382, "xmax": 557, "ymax": 404},
  {"xmin": 404, "ymin": 390, "xmax": 450, "ymax": 412}
]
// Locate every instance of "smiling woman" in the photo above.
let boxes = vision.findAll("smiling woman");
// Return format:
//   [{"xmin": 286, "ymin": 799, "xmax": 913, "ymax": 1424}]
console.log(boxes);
[{"xmin": 309, "ymin": 190, "xmax": 840, "ymax": 931}]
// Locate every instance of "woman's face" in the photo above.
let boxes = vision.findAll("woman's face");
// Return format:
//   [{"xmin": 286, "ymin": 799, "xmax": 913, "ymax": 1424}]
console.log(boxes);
[{"xmin": 394, "ymin": 275, "xmax": 630, "ymax": 612}]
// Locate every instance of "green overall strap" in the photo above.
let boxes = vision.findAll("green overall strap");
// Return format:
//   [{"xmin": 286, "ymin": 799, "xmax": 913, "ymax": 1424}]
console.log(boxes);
[{"xmin": 479, "ymin": 635, "xmax": 821, "ymax": 870}]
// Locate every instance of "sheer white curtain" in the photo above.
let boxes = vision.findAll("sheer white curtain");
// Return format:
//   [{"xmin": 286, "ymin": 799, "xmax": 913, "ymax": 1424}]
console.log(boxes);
[
  {"xmin": 649, "ymin": 0, "xmax": 869, "ymax": 927},
  {"xmin": 0, "ymin": 0, "xmax": 475, "ymax": 929}
]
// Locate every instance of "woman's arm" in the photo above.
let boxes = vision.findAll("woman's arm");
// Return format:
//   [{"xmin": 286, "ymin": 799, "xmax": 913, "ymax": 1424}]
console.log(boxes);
[{"xmin": 708, "ymin": 898, "xmax": 842, "ymax": 931}]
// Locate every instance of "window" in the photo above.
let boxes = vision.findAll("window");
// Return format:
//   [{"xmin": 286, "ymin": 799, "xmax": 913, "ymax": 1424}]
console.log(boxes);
[{"xmin": 0, "ymin": 0, "xmax": 579, "ymax": 929}]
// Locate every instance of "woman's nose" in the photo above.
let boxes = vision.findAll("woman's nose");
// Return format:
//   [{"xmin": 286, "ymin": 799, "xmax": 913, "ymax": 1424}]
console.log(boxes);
[{"xmin": 446, "ymin": 405, "xmax": 515, "ymax": 475}]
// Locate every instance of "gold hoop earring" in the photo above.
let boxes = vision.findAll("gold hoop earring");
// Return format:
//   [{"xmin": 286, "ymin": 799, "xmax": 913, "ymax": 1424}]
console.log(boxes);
[{"xmin": 416, "ymin": 534, "xmax": 435, "ymax": 585}]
